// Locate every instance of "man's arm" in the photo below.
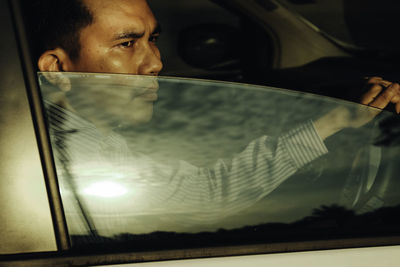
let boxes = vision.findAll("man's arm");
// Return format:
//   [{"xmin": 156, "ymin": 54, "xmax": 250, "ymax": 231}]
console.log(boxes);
[{"xmin": 145, "ymin": 120, "xmax": 327, "ymax": 223}]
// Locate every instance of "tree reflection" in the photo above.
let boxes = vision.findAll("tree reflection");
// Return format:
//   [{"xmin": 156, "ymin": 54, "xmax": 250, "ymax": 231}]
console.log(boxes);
[
  {"xmin": 71, "ymin": 203, "xmax": 400, "ymax": 253},
  {"xmin": 309, "ymin": 204, "xmax": 355, "ymax": 228}
]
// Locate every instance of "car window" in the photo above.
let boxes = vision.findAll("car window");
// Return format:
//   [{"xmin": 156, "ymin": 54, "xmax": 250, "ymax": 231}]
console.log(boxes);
[{"xmin": 38, "ymin": 72, "xmax": 400, "ymax": 252}]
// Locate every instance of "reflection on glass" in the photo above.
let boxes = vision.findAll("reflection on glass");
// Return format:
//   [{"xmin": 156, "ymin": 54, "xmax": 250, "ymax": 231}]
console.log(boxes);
[
  {"xmin": 39, "ymin": 72, "xmax": 400, "ymax": 250},
  {"xmin": 83, "ymin": 181, "xmax": 127, "ymax": 198}
]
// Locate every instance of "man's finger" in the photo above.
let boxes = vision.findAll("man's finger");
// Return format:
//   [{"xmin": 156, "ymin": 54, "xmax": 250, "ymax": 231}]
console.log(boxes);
[
  {"xmin": 369, "ymin": 83, "xmax": 400, "ymax": 109},
  {"xmin": 360, "ymin": 83, "xmax": 385, "ymax": 105},
  {"xmin": 379, "ymin": 80, "xmax": 392, "ymax": 87},
  {"xmin": 391, "ymin": 93, "xmax": 400, "ymax": 114},
  {"xmin": 366, "ymin": 76, "xmax": 382, "ymax": 84},
  {"xmin": 391, "ymin": 95, "xmax": 400, "ymax": 104},
  {"xmin": 396, "ymin": 102, "xmax": 400, "ymax": 114}
]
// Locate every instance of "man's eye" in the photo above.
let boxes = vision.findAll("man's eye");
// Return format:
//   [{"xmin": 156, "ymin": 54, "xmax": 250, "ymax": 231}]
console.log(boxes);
[{"xmin": 120, "ymin": 40, "xmax": 134, "ymax": 48}]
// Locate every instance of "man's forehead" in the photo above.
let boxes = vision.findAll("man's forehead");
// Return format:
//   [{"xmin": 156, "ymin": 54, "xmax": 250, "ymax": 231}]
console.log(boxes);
[
  {"xmin": 84, "ymin": 0, "xmax": 156, "ymax": 28},
  {"xmin": 84, "ymin": 0, "xmax": 151, "ymax": 11}
]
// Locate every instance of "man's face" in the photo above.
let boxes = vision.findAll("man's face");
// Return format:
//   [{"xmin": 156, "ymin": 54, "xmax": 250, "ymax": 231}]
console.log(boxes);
[
  {"xmin": 67, "ymin": 0, "xmax": 163, "ymax": 126},
  {"xmin": 73, "ymin": 0, "xmax": 162, "ymax": 75}
]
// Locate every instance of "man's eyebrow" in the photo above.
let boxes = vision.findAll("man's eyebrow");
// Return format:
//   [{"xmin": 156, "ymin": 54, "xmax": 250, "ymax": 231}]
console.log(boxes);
[
  {"xmin": 112, "ymin": 31, "xmax": 144, "ymax": 41},
  {"xmin": 111, "ymin": 24, "xmax": 161, "ymax": 41}
]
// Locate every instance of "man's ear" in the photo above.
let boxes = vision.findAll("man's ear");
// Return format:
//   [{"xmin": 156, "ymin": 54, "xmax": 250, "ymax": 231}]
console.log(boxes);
[
  {"xmin": 38, "ymin": 48, "xmax": 73, "ymax": 92},
  {"xmin": 38, "ymin": 48, "xmax": 75, "ymax": 72}
]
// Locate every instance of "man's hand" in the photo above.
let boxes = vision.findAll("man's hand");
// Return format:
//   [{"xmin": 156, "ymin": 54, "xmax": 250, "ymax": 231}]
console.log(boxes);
[
  {"xmin": 314, "ymin": 77, "xmax": 400, "ymax": 140},
  {"xmin": 360, "ymin": 77, "xmax": 400, "ymax": 113}
]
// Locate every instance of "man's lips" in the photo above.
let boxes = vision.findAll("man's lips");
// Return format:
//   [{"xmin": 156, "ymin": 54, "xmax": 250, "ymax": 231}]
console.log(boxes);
[{"xmin": 128, "ymin": 77, "xmax": 159, "ymax": 101}]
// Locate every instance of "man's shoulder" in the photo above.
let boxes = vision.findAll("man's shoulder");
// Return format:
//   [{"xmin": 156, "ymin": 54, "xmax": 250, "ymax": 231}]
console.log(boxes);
[{"xmin": 44, "ymin": 100, "xmax": 96, "ymax": 133}]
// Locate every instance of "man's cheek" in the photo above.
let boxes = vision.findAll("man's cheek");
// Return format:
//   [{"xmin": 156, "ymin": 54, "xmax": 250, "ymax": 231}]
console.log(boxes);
[{"xmin": 105, "ymin": 51, "xmax": 139, "ymax": 74}]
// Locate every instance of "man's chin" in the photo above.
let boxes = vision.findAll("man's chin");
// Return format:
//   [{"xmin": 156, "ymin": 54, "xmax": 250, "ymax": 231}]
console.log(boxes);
[
  {"xmin": 131, "ymin": 111, "xmax": 153, "ymax": 126},
  {"xmin": 123, "ymin": 102, "xmax": 154, "ymax": 127}
]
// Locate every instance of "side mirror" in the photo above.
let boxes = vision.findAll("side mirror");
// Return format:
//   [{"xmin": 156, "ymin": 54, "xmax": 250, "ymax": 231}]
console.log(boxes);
[{"xmin": 177, "ymin": 24, "xmax": 241, "ymax": 70}]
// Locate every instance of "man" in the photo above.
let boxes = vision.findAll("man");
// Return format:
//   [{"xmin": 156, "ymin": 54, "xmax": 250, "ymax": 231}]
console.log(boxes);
[{"xmin": 22, "ymin": 0, "xmax": 400, "ymax": 236}]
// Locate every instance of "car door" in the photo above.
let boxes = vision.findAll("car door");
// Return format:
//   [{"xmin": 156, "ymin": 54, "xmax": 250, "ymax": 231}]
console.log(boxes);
[{"xmin": 1, "ymin": 0, "xmax": 400, "ymax": 266}]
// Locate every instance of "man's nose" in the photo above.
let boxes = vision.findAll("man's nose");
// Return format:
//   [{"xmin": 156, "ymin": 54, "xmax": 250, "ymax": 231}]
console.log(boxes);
[{"xmin": 139, "ymin": 45, "xmax": 163, "ymax": 76}]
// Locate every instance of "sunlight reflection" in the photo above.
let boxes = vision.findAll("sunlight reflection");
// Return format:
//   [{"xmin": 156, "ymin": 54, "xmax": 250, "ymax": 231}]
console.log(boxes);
[{"xmin": 83, "ymin": 181, "xmax": 127, "ymax": 198}]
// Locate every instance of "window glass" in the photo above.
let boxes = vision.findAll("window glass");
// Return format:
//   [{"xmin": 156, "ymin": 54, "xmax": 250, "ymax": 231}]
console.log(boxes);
[{"xmin": 39, "ymin": 72, "xmax": 400, "ymax": 251}]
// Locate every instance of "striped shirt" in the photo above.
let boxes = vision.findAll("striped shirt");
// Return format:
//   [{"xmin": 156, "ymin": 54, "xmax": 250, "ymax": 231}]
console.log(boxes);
[{"xmin": 45, "ymin": 101, "xmax": 328, "ymax": 236}]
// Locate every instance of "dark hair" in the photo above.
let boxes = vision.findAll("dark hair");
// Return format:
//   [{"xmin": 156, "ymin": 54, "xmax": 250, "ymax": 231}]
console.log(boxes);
[{"xmin": 21, "ymin": 0, "xmax": 93, "ymax": 63}]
